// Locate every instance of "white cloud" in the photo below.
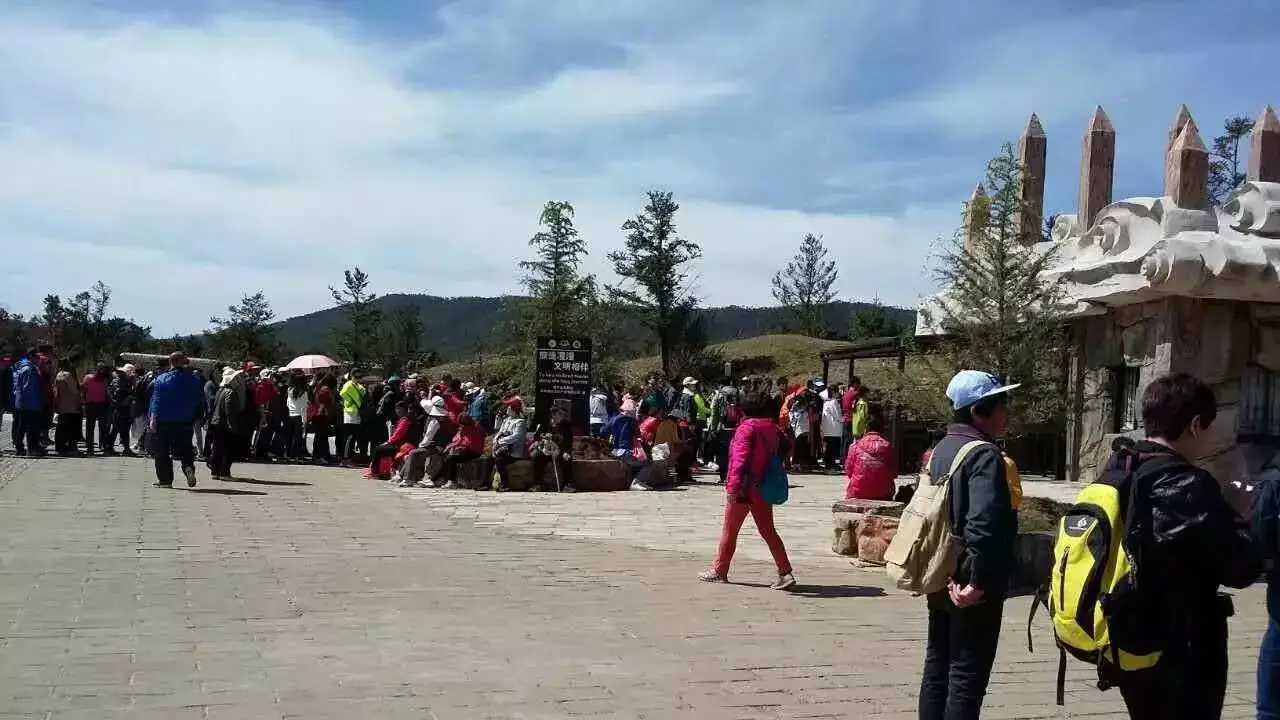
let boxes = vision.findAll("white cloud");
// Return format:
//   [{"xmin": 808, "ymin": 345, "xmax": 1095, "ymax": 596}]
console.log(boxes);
[{"xmin": 0, "ymin": 0, "xmax": 1270, "ymax": 339}]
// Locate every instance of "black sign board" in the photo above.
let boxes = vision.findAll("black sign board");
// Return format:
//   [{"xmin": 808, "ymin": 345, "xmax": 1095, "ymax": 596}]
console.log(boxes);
[{"xmin": 534, "ymin": 336, "xmax": 593, "ymax": 433}]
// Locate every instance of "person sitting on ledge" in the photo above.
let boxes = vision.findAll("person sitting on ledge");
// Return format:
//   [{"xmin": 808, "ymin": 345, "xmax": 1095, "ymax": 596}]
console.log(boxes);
[
  {"xmin": 366, "ymin": 401, "xmax": 412, "ymax": 481},
  {"xmin": 492, "ymin": 397, "xmax": 528, "ymax": 491},
  {"xmin": 431, "ymin": 413, "xmax": 486, "ymax": 489},
  {"xmin": 843, "ymin": 403, "xmax": 897, "ymax": 502}
]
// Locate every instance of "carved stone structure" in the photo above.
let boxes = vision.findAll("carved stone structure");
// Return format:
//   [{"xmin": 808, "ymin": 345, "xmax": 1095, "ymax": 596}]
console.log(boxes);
[{"xmin": 920, "ymin": 104, "xmax": 1280, "ymax": 492}]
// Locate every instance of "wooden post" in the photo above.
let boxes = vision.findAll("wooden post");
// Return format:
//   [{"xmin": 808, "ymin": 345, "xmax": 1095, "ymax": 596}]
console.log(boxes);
[
  {"xmin": 1018, "ymin": 113, "xmax": 1047, "ymax": 245},
  {"xmin": 1078, "ymin": 106, "xmax": 1116, "ymax": 231},
  {"xmin": 1249, "ymin": 105, "xmax": 1280, "ymax": 183},
  {"xmin": 822, "ymin": 358, "xmax": 830, "ymax": 384},
  {"xmin": 1164, "ymin": 113, "xmax": 1209, "ymax": 210}
]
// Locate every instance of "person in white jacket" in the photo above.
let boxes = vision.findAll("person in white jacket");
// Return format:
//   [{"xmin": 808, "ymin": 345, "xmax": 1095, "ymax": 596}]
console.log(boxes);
[
  {"xmin": 492, "ymin": 397, "xmax": 528, "ymax": 490},
  {"xmin": 820, "ymin": 383, "xmax": 845, "ymax": 470}
]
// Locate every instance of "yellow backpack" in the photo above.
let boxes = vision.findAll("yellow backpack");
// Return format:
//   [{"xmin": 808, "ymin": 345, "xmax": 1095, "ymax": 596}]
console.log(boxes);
[
  {"xmin": 885, "ymin": 440, "xmax": 988, "ymax": 595},
  {"xmin": 1048, "ymin": 443, "xmax": 1179, "ymax": 705}
]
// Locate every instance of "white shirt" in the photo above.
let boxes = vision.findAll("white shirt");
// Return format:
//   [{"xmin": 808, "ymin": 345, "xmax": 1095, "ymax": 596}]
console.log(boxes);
[
  {"xmin": 820, "ymin": 398, "xmax": 844, "ymax": 438},
  {"xmin": 286, "ymin": 391, "xmax": 308, "ymax": 418}
]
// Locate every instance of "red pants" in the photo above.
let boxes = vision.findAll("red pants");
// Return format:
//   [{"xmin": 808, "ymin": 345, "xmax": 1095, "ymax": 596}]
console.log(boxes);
[{"xmin": 713, "ymin": 497, "xmax": 793, "ymax": 577}]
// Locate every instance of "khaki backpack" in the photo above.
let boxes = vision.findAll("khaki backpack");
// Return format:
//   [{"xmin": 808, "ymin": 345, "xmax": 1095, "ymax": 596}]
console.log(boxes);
[{"xmin": 885, "ymin": 440, "xmax": 988, "ymax": 595}]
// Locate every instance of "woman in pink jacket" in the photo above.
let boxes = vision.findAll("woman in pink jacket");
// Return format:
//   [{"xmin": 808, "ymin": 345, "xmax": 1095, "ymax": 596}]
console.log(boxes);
[
  {"xmin": 698, "ymin": 392, "xmax": 796, "ymax": 590},
  {"xmin": 843, "ymin": 404, "xmax": 897, "ymax": 501}
]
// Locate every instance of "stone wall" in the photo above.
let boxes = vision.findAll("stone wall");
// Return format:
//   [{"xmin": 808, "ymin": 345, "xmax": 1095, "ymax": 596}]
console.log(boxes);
[{"xmin": 1067, "ymin": 298, "xmax": 1280, "ymax": 503}]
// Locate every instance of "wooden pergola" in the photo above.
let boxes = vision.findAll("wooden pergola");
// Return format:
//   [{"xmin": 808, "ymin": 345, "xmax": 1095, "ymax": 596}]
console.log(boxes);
[{"xmin": 818, "ymin": 334, "xmax": 942, "ymax": 386}]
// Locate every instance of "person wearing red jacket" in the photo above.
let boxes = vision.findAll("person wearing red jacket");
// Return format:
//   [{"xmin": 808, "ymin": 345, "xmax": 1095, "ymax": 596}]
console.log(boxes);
[
  {"xmin": 843, "ymin": 404, "xmax": 897, "ymax": 501},
  {"xmin": 365, "ymin": 401, "xmax": 412, "ymax": 480},
  {"xmin": 431, "ymin": 414, "xmax": 485, "ymax": 488}
]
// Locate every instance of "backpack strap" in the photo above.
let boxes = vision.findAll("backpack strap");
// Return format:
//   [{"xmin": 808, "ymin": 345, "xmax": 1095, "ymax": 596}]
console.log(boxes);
[{"xmin": 934, "ymin": 439, "xmax": 989, "ymax": 486}]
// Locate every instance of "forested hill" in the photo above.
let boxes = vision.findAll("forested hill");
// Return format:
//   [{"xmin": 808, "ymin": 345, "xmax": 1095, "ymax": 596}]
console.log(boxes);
[{"xmin": 273, "ymin": 294, "xmax": 915, "ymax": 362}]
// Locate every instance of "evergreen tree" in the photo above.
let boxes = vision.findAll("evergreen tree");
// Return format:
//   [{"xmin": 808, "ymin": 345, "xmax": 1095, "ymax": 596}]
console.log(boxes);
[
  {"xmin": 330, "ymin": 267, "xmax": 382, "ymax": 371},
  {"xmin": 850, "ymin": 297, "xmax": 907, "ymax": 340},
  {"xmin": 208, "ymin": 292, "xmax": 279, "ymax": 363},
  {"xmin": 921, "ymin": 142, "xmax": 1068, "ymax": 425},
  {"xmin": 518, "ymin": 201, "xmax": 596, "ymax": 338},
  {"xmin": 608, "ymin": 190, "xmax": 702, "ymax": 376},
  {"xmin": 1209, "ymin": 115, "xmax": 1255, "ymax": 206},
  {"xmin": 771, "ymin": 233, "xmax": 838, "ymax": 337},
  {"xmin": 380, "ymin": 304, "xmax": 424, "ymax": 376}
]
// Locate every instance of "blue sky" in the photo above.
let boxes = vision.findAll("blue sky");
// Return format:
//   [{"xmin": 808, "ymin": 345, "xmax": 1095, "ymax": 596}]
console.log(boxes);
[{"xmin": 0, "ymin": 0, "xmax": 1276, "ymax": 334}]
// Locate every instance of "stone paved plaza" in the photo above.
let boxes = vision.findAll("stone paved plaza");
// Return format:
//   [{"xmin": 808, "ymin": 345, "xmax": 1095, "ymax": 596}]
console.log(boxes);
[{"xmin": 0, "ymin": 453, "xmax": 1266, "ymax": 718}]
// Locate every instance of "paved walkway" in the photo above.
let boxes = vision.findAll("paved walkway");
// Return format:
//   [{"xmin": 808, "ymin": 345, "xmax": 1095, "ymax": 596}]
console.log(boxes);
[{"xmin": 0, "ymin": 453, "xmax": 1266, "ymax": 718}]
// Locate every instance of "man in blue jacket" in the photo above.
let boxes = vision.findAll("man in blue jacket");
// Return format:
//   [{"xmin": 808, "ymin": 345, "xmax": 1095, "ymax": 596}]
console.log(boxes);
[
  {"xmin": 148, "ymin": 352, "xmax": 205, "ymax": 487},
  {"xmin": 10, "ymin": 348, "xmax": 45, "ymax": 456}
]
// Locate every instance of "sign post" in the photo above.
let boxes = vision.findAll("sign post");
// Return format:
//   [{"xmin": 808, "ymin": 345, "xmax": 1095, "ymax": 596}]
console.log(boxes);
[{"xmin": 533, "ymin": 337, "xmax": 593, "ymax": 433}]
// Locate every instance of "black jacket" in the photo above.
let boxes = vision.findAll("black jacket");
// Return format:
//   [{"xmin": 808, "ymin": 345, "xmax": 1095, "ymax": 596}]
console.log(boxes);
[
  {"xmin": 928, "ymin": 424, "xmax": 1017, "ymax": 598},
  {"xmin": 1127, "ymin": 441, "xmax": 1257, "ymax": 625},
  {"xmin": 1250, "ymin": 462, "xmax": 1280, "ymax": 623}
]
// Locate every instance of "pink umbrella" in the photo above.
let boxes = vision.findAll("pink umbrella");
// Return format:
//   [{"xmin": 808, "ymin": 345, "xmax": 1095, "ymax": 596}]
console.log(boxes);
[{"xmin": 285, "ymin": 354, "xmax": 341, "ymax": 371}]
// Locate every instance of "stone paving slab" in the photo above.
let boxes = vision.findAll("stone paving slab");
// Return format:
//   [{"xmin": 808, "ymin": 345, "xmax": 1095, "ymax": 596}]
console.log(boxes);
[{"xmin": 0, "ymin": 453, "xmax": 1265, "ymax": 718}]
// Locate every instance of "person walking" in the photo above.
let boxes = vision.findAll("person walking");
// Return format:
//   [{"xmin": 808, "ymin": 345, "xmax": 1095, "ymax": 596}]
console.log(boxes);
[
  {"xmin": 207, "ymin": 368, "xmax": 245, "ymax": 481},
  {"xmin": 918, "ymin": 370, "xmax": 1020, "ymax": 720},
  {"xmin": 147, "ymin": 352, "xmax": 204, "ymax": 488},
  {"xmin": 697, "ymin": 391, "xmax": 795, "ymax": 590},
  {"xmin": 107, "ymin": 364, "xmax": 137, "ymax": 455}
]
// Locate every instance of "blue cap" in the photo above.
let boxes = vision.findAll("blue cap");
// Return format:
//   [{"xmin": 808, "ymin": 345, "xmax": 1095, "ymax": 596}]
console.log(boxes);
[{"xmin": 946, "ymin": 370, "xmax": 1020, "ymax": 410}]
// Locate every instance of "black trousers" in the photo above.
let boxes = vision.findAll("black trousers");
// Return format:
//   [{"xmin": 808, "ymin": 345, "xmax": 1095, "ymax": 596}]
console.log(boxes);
[
  {"xmin": 12, "ymin": 409, "xmax": 43, "ymax": 453},
  {"xmin": 368, "ymin": 442, "xmax": 400, "ymax": 476},
  {"xmin": 341, "ymin": 423, "xmax": 363, "ymax": 461},
  {"xmin": 435, "ymin": 449, "xmax": 481, "ymax": 485},
  {"xmin": 54, "ymin": 412, "xmax": 81, "ymax": 453},
  {"xmin": 108, "ymin": 407, "xmax": 132, "ymax": 451},
  {"xmin": 84, "ymin": 402, "xmax": 110, "ymax": 452},
  {"xmin": 919, "ymin": 593, "xmax": 1005, "ymax": 720},
  {"xmin": 822, "ymin": 436, "xmax": 842, "ymax": 468},
  {"xmin": 152, "ymin": 421, "xmax": 195, "ymax": 486},
  {"xmin": 282, "ymin": 416, "xmax": 304, "ymax": 458},
  {"xmin": 208, "ymin": 424, "xmax": 236, "ymax": 478},
  {"xmin": 532, "ymin": 454, "xmax": 571, "ymax": 489},
  {"xmin": 1117, "ymin": 609, "xmax": 1230, "ymax": 720}
]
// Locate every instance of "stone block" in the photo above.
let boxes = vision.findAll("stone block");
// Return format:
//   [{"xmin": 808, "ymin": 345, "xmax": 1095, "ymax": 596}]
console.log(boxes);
[
  {"xmin": 571, "ymin": 460, "xmax": 631, "ymax": 492},
  {"xmin": 855, "ymin": 515, "xmax": 899, "ymax": 566},
  {"xmin": 831, "ymin": 499, "xmax": 903, "ymax": 514},
  {"xmin": 832, "ymin": 525, "xmax": 856, "ymax": 556},
  {"xmin": 1010, "ymin": 531, "xmax": 1056, "ymax": 595},
  {"xmin": 496, "ymin": 460, "xmax": 538, "ymax": 491},
  {"xmin": 456, "ymin": 456, "xmax": 493, "ymax": 490}
]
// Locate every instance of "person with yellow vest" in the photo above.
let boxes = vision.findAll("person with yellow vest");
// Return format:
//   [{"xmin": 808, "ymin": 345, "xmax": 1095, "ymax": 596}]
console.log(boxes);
[{"xmin": 338, "ymin": 373, "xmax": 366, "ymax": 465}]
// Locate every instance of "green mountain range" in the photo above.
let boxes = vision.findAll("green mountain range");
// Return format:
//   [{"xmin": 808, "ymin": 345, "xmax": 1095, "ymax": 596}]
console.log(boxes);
[{"xmin": 273, "ymin": 294, "xmax": 915, "ymax": 362}]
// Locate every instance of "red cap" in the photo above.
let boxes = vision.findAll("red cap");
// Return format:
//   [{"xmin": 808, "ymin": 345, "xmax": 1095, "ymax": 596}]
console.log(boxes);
[{"xmin": 501, "ymin": 397, "xmax": 524, "ymax": 414}]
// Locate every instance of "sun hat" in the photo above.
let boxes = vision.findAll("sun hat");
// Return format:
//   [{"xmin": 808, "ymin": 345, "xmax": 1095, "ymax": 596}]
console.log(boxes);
[
  {"xmin": 422, "ymin": 395, "xmax": 449, "ymax": 417},
  {"xmin": 946, "ymin": 370, "xmax": 1020, "ymax": 410},
  {"xmin": 682, "ymin": 377, "xmax": 698, "ymax": 387}
]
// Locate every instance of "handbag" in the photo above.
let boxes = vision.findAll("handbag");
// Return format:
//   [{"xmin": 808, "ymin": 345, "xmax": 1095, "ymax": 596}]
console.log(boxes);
[{"xmin": 758, "ymin": 431, "xmax": 789, "ymax": 505}]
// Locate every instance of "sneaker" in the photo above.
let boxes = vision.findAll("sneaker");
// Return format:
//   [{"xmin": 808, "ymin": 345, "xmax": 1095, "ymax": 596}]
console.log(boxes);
[
  {"xmin": 770, "ymin": 573, "xmax": 797, "ymax": 591},
  {"xmin": 630, "ymin": 480, "xmax": 650, "ymax": 491},
  {"xmin": 443, "ymin": 481, "xmax": 460, "ymax": 490},
  {"xmin": 704, "ymin": 462, "xmax": 719, "ymax": 473},
  {"xmin": 561, "ymin": 484, "xmax": 576, "ymax": 493},
  {"xmin": 183, "ymin": 466, "xmax": 198, "ymax": 488},
  {"xmin": 697, "ymin": 570, "xmax": 728, "ymax": 583}
]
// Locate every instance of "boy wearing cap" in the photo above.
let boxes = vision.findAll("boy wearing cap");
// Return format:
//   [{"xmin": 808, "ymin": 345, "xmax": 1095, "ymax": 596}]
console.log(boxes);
[{"xmin": 918, "ymin": 370, "xmax": 1019, "ymax": 720}]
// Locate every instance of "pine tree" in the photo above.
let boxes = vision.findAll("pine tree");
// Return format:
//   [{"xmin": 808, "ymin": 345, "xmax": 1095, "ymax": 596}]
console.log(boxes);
[
  {"xmin": 1208, "ymin": 115, "xmax": 1255, "ymax": 206},
  {"xmin": 608, "ymin": 190, "xmax": 702, "ymax": 376},
  {"xmin": 330, "ymin": 267, "xmax": 383, "ymax": 371},
  {"xmin": 772, "ymin": 233, "xmax": 839, "ymax": 337},
  {"xmin": 208, "ymin": 292, "xmax": 279, "ymax": 363},
  {"xmin": 380, "ymin": 304, "xmax": 424, "ymax": 376},
  {"xmin": 922, "ymin": 142, "xmax": 1068, "ymax": 425},
  {"xmin": 850, "ymin": 297, "xmax": 906, "ymax": 340},
  {"xmin": 518, "ymin": 201, "xmax": 596, "ymax": 338}
]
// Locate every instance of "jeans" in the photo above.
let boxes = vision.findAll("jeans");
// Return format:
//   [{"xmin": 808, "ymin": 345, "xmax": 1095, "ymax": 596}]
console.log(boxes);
[
  {"xmin": 54, "ymin": 412, "xmax": 81, "ymax": 453},
  {"xmin": 151, "ymin": 421, "xmax": 195, "ymax": 486},
  {"xmin": 919, "ymin": 593, "xmax": 1005, "ymax": 720},
  {"xmin": 282, "ymin": 416, "xmax": 304, "ymax": 458},
  {"xmin": 12, "ymin": 409, "xmax": 43, "ymax": 453},
  {"xmin": 1261, "ymin": 618, "xmax": 1280, "ymax": 719},
  {"xmin": 1118, "ymin": 606, "xmax": 1229, "ymax": 720},
  {"xmin": 83, "ymin": 402, "xmax": 110, "ymax": 452},
  {"xmin": 712, "ymin": 496, "xmax": 792, "ymax": 577}
]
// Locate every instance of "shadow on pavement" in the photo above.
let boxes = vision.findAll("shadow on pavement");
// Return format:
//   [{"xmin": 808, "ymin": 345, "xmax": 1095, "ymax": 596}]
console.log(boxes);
[
  {"xmin": 227, "ymin": 477, "xmax": 312, "ymax": 487},
  {"xmin": 187, "ymin": 487, "xmax": 268, "ymax": 496},
  {"xmin": 786, "ymin": 584, "xmax": 886, "ymax": 598}
]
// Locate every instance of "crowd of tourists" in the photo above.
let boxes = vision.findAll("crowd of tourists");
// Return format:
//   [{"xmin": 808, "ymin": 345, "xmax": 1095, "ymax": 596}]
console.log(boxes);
[{"xmin": 11, "ymin": 341, "xmax": 1280, "ymax": 717}]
